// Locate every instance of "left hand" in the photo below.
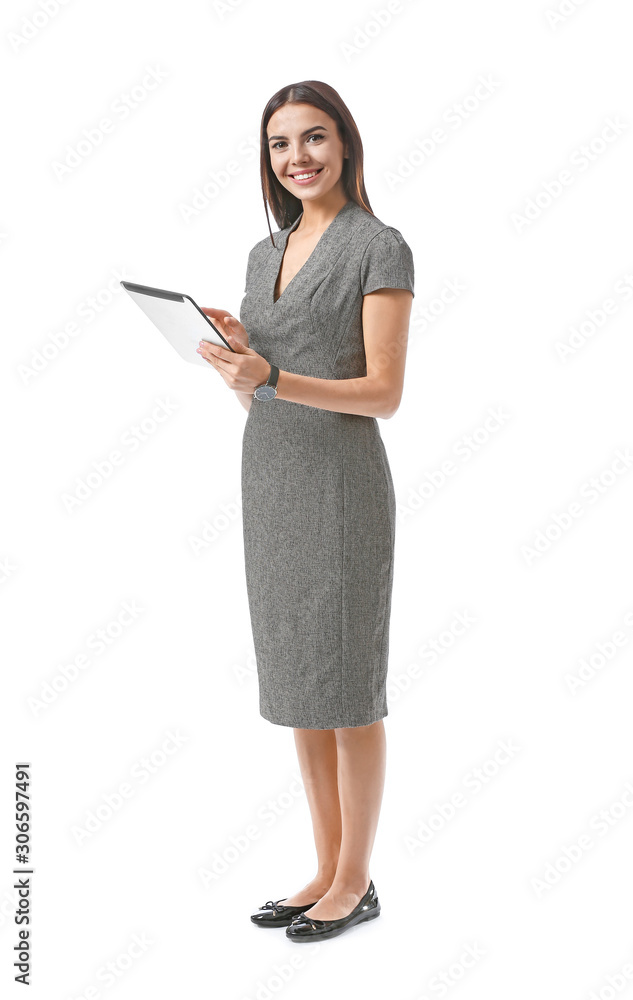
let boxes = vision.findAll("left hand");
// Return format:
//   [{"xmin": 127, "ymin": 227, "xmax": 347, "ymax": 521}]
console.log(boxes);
[{"xmin": 196, "ymin": 311, "xmax": 271, "ymax": 392}]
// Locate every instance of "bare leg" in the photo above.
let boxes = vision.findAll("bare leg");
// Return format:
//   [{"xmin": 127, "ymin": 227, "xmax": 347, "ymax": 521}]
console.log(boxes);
[
  {"xmin": 280, "ymin": 727, "xmax": 342, "ymax": 906},
  {"xmin": 300, "ymin": 718, "xmax": 386, "ymax": 920}
]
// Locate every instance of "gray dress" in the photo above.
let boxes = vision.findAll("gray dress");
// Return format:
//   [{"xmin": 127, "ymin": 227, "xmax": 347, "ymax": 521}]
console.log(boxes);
[{"xmin": 239, "ymin": 199, "xmax": 414, "ymax": 729}]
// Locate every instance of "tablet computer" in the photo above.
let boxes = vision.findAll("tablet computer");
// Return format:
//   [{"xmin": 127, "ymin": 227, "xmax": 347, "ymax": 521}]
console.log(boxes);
[{"xmin": 120, "ymin": 280, "xmax": 235, "ymax": 368}]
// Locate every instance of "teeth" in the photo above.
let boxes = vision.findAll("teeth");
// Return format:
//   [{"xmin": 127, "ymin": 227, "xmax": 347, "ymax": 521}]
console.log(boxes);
[{"xmin": 292, "ymin": 170, "xmax": 319, "ymax": 180}]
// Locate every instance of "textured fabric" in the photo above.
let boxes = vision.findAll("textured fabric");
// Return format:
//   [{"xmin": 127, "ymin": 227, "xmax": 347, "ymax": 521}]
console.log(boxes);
[{"xmin": 239, "ymin": 199, "xmax": 414, "ymax": 729}]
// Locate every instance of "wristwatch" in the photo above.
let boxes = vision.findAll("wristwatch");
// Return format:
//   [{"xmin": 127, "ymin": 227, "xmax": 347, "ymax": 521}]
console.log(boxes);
[{"xmin": 253, "ymin": 363, "xmax": 279, "ymax": 401}]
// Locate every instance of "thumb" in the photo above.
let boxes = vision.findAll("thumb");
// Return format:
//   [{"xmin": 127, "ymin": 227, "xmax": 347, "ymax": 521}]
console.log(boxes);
[{"xmin": 224, "ymin": 333, "xmax": 252, "ymax": 354}]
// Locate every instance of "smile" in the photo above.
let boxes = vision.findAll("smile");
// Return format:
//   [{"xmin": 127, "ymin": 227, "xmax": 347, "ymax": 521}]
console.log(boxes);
[{"xmin": 288, "ymin": 168, "xmax": 324, "ymax": 183}]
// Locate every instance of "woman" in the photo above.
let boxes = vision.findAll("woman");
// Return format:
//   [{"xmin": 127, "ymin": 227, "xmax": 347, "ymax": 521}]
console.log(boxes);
[{"xmin": 198, "ymin": 81, "xmax": 414, "ymax": 942}]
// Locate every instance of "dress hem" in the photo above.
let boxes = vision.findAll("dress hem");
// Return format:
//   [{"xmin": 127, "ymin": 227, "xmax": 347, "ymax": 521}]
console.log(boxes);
[{"xmin": 259, "ymin": 708, "xmax": 388, "ymax": 730}]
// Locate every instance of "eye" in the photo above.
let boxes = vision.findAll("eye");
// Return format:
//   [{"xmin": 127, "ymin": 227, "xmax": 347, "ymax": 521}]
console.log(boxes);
[{"xmin": 271, "ymin": 133, "xmax": 325, "ymax": 151}]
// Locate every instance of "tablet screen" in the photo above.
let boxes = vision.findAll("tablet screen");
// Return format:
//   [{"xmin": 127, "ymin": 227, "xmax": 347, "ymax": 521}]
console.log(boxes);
[{"xmin": 121, "ymin": 281, "xmax": 233, "ymax": 367}]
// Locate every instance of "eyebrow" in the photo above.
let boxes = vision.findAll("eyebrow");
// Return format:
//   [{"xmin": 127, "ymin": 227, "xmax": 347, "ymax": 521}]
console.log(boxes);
[{"xmin": 267, "ymin": 125, "xmax": 328, "ymax": 142}]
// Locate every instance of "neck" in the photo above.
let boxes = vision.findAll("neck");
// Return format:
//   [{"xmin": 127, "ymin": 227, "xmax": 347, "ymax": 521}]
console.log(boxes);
[{"xmin": 295, "ymin": 193, "xmax": 349, "ymax": 234}]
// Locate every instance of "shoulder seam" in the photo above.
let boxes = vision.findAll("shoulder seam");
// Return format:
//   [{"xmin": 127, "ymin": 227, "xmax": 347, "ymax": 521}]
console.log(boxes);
[{"xmin": 360, "ymin": 226, "xmax": 402, "ymax": 262}]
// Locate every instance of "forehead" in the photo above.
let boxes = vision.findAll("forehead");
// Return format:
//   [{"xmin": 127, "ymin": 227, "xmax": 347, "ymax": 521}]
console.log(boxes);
[{"xmin": 267, "ymin": 103, "xmax": 334, "ymax": 134}]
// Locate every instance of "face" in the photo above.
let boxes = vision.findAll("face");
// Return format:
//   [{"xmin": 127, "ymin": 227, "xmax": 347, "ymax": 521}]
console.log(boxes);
[{"xmin": 266, "ymin": 103, "xmax": 348, "ymax": 203}]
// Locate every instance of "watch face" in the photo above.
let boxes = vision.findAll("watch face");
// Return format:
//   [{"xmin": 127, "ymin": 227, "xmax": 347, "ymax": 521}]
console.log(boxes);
[{"xmin": 254, "ymin": 385, "xmax": 277, "ymax": 401}]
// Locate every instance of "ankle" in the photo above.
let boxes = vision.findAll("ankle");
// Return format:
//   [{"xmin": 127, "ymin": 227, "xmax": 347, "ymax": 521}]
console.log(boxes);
[
  {"xmin": 329, "ymin": 874, "xmax": 370, "ymax": 895},
  {"xmin": 314, "ymin": 867, "xmax": 338, "ymax": 885}
]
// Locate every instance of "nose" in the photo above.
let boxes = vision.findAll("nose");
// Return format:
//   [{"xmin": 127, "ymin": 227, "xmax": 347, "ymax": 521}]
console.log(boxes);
[{"xmin": 288, "ymin": 142, "xmax": 311, "ymax": 165}]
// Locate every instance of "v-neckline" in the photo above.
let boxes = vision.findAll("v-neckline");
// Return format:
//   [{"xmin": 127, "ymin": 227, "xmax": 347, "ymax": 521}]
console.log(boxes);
[{"xmin": 272, "ymin": 200, "xmax": 353, "ymax": 306}]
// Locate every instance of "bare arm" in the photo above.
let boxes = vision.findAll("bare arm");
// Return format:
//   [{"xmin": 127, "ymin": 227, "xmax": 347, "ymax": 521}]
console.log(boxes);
[
  {"xmin": 199, "ymin": 309, "xmax": 253, "ymax": 412},
  {"xmin": 199, "ymin": 288, "xmax": 413, "ymax": 418},
  {"xmin": 235, "ymin": 390, "xmax": 252, "ymax": 412},
  {"xmin": 274, "ymin": 288, "xmax": 413, "ymax": 419}
]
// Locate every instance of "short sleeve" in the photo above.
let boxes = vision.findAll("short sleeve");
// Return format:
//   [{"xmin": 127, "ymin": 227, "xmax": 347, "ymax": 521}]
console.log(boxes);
[
  {"xmin": 242, "ymin": 246, "xmax": 256, "ymax": 294},
  {"xmin": 360, "ymin": 228, "xmax": 415, "ymax": 298},
  {"xmin": 239, "ymin": 246, "xmax": 257, "ymax": 322}
]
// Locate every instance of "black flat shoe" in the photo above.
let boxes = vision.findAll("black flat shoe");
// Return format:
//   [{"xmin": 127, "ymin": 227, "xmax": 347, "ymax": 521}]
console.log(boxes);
[
  {"xmin": 285, "ymin": 880, "xmax": 380, "ymax": 941},
  {"xmin": 250, "ymin": 896, "xmax": 321, "ymax": 928}
]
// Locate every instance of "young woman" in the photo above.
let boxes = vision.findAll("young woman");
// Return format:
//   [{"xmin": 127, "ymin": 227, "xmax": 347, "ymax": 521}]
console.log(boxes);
[{"xmin": 198, "ymin": 80, "xmax": 414, "ymax": 942}]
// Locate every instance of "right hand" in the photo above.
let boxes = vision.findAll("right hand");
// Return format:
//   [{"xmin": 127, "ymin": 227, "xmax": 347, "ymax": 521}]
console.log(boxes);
[{"xmin": 201, "ymin": 307, "xmax": 250, "ymax": 351}]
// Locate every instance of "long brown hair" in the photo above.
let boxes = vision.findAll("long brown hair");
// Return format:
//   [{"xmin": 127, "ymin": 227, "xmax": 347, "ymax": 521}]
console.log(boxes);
[{"xmin": 259, "ymin": 81, "xmax": 373, "ymax": 246}]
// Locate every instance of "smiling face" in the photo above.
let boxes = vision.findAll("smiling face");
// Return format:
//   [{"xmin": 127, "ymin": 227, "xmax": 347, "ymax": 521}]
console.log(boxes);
[{"xmin": 267, "ymin": 103, "xmax": 348, "ymax": 204}]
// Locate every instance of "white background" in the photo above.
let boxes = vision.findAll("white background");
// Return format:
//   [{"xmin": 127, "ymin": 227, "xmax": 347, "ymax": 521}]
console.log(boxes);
[{"xmin": 2, "ymin": 0, "xmax": 633, "ymax": 996}]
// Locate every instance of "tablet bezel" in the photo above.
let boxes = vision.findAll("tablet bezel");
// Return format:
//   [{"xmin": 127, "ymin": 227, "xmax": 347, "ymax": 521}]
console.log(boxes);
[{"xmin": 120, "ymin": 281, "xmax": 236, "ymax": 353}]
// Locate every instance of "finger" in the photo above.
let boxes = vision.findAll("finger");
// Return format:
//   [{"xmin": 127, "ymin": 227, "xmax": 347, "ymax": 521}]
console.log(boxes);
[
  {"xmin": 223, "ymin": 316, "xmax": 244, "ymax": 332},
  {"xmin": 207, "ymin": 355, "xmax": 232, "ymax": 374},
  {"xmin": 210, "ymin": 315, "xmax": 233, "ymax": 340},
  {"xmin": 197, "ymin": 343, "xmax": 217, "ymax": 362},
  {"xmin": 200, "ymin": 342, "xmax": 234, "ymax": 360},
  {"xmin": 198, "ymin": 345, "xmax": 233, "ymax": 371},
  {"xmin": 201, "ymin": 307, "xmax": 234, "ymax": 321}
]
